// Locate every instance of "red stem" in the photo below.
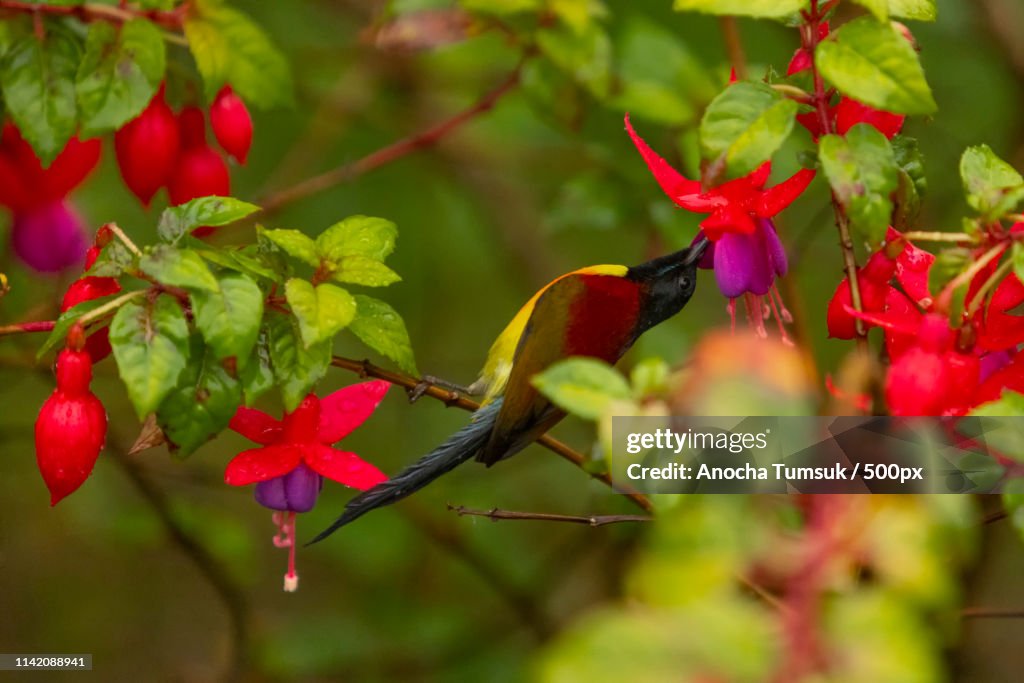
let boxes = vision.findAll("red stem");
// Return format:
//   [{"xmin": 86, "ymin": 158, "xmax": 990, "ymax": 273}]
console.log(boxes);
[{"xmin": 0, "ymin": 320, "xmax": 55, "ymax": 337}]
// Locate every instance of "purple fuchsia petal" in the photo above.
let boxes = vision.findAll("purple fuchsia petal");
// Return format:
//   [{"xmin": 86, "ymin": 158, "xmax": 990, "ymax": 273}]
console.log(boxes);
[
  {"xmin": 254, "ymin": 463, "xmax": 322, "ymax": 512},
  {"xmin": 304, "ymin": 444, "xmax": 387, "ymax": 490},
  {"xmin": 759, "ymin": 219, "xmax": 789, "ymax": 277},
  {"xmin": 318, "ymin": 380, "xmax": 390, "ymax": 443},
  {"xmin": 229, "ymin": 406, "xmax": 282, "ymax": 445},
  {"xmin": 11, "ymin": 200, "xmax": 88, "ymax": 273},
  {"xmin": 225, "ymin": 444, "xmax": 303, "ymax": 486},
  {"xmin": 713, "ymin": 232, "xmax": 756, "ymax": 298}
]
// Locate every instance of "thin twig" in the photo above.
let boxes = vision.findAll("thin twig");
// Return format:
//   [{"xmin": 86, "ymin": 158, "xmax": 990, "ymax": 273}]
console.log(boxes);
[
  {"xmin": 109, "ymin": 443, "xmax": 249, "ymax": 683},
  {"xmin": 962, "ymin": 607, "xmax": 1024, "ymax": 619},
  {"xmin": 448, "ymin": 504, "xmax": 652, "ymax": 527},
  {"xmin": 330, "ymin": 356, "xmax": 654, "ymax": 514},
  {"xmin": 106, "ymin": 222, "xmax": 142, "ymax": 257},
  {"xmin": 259, "ymin": 55, "xmax": 531, "ymax": 215},
  {"xmin": 0, "ymin": 320, "xmax": 55, "ymax": 337},
  {"xmin": 719, "ymin": 16, "xmax": 748, "ymax": 80}
]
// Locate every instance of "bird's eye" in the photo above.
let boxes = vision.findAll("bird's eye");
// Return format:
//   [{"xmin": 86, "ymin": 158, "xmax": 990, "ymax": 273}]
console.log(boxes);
[{"xmin": 680, "ymin": 276, "xmax": 692, "ymax": 290}]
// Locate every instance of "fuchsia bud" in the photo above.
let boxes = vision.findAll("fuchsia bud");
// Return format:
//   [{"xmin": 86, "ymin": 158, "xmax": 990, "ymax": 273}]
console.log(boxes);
[
  {"xmin": 210, "ymin": 86, "xmax": 253, "ymax": 164},
  {"xmin": 168, "ymin": 108, "xmax": 230, "ymax": 212},
  {"xmin": 35, "ymin": 334, "xmax": 108, "ymax": 505},
  {"xmin": 11, "ymin": 200, "xmax": 89, "ymax": 273},
  {"xmin": 115, "ymin": 85, "xmax": 180, "ymax": 206}
]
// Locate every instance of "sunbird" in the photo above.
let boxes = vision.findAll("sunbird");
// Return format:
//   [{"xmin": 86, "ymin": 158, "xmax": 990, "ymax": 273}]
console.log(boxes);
[{"xmin": 312, "ymin": 239, "xmax": 708, "ymax": 541}]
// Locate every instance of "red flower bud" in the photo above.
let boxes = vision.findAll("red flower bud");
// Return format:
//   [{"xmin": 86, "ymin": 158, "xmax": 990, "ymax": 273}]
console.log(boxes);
[
  {"xmin": 210, "ymin": 86, "xmax": 253, "ymax": 164},
  {"xmin": 35, "ymin": 348, "xmax": 108, "ymax": 505},
  {"xmin": 0, "ymin": 123, "xmax": 101, "ymax": 207},
  {"xmin": 114, "ymin": 86, "xmax": 180, "ymax": 206},
  {"xmin": 167, "ymin": 145, "xmax": 231, "ymax": 206},
  {"xmin": 178, "ymin": 106, "xmax": 208, "ymax": 149},
  {"xmin": 835, "ymin": 97, "xmax": 905, "ymax": 140}
]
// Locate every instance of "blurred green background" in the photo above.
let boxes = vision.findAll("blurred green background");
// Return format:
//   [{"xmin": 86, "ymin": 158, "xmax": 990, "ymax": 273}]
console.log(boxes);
[{"xmin": 1, "ymin": 0, "xmax": 1023, "ymax": 681}]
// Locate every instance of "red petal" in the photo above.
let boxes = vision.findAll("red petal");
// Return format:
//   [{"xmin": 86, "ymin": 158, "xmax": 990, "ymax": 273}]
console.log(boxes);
[
  {"xmin": 748, "ymin": 162, "xmax": 772, "ymax": 189},
  {"xmin": 229, "ymin": 406, "xmax": 282, "ymax": 445},
  {"xmin": 224, "ymin": 445, "xmax": 301, "ymax": 486},
  {"xmin": 319, "ymin": 380, "xmax": 390, "ymax": 443},
  {"xmin": 973, "ymin": 355, "xmax": 1024, "ymax": 406},
  {"xmin": 895, "ymin": 239, "xmax": 935, "ymax": 307},
  {"xmin": 305, "ymin": 444, "xmax": 387, "ymax": 491},
  {"xmin": 978, "ymin": 275, "xmax": 1024, "ymax": 352},
  {"xmin": 700, "ymin": 205, "xmax": 756, "ymax": 240},
  {"xmin": 624, "ymin": 114, "xmax": 701, "ymax": 204},
  {"xmin": 756, "ymin": 169, "xmax": 816, "ymax": 217}
]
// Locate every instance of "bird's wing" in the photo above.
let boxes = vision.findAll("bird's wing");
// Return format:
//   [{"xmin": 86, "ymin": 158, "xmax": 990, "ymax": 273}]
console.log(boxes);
[{"xmin": 478, "ymin": 269, "xmax": 643, "ymax": 465}]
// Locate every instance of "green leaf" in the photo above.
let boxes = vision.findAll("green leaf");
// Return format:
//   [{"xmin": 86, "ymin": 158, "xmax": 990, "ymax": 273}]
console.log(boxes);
[
  {"xmin": 195, "ymin": 245, "xmax": 281, "ymax": 282},
  {"xmin": 330, "ymin": 256, "xmax": 402, "ymax": 287},
  {"xmin": 348, "ymin": 295, "xmax": 418, "ymax": 375},
  {"xmin": 285, "ymin": 279, "xmax": 357, "ymax": 347},
  {"xmin": 316, "ymin": 215, "xmax": 398, "ymax": 264},
  {"xmin": 260, "ymin": 228, "xmax": 319, "ymax": 267},
  {"xmin": 969, "ymin": 392, "xmax": 1024, "ymax": 461},
  {"xmin": 536, "ymin": 22, "xmax": 612, "ymax": 99},
  {"xmin": 1, "ymin": 31, "xmax": 81, "ymax": 165},
  {"xmin": 459, "ymin": 0, "xmax": 542, "ymax": 14},
  {"xmin": 75, "ymin": 20, "xmax": 165, "ymax": 137},
  {"xmin": 630, "ymin": 358, "xmax": 670, "ymax": 399},
  {"xmin": 240, "ymin": 326, "xmax": 274, "ymax": 405},
  {"xmin": 139, "ymin": 245, "xmax": 219, "ymax": 293},
  {"xmin": 892, "ymin": 136, "xmax": 926, "ymax": 229},
  {"xmin": 819, "ymin": 124, "xmax": 899, "ymax": 245},
  {"xmin": 889, "ymin": 0, "xmax": 936, "ymax": 21},
  {"xmin": 157, "ymin": 337, "xmax": 241, "ymax": 458},
  {"xmin": 531, "ymin": 357, "xmax": 631, "ymax": 420},
  {"xmin": 852, "ymin": 0, "xmax": 888, "ymax": 21},
  {"xmin": 158, "ymin": 196, "xmax": 260, "ymax": 243},
  {"xmin": 699, "ymin": 81, "xmax": 798, "ymax": 178},
  {"xmin": 672, "ymin": 0, "xmax": 805, "ymax": 18},
  {"xmin": 192, "ymin": 273, "xmax": 264, "ymax": 366},
  {"xmin": 1013, "ymin": 243, "xmax": 1024, "ymax": 286},
  {"xmin": 815, "ymin": 17, "xmax": 936, "ymax": 115},
  {"xmin": 36, "ymin": 294, "xmax": 123, "ymax": 359},
  {"xmin": 267, "ymin": 312, "xmax": 330, "ymax": 412},
  {"xmin": 959, "ymin": 144, "xmax": 1024, "ymax": 218},
  {"xmin": 184, "ymin": 0, "xmax": 292, "ymax": 108},
  {"xmin": 110, "ymin": 295, "xmax": 190, "ymax": 418},
  {"xmin": 84, "ymin": 238, "xmax": 134, "ymax": 278}
]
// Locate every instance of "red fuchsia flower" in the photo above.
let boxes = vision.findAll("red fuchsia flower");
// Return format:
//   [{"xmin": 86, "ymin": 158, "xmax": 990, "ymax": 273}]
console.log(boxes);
[
  {"xmin": 625, "ymin": 114, "xmax": 814, "ymax": 339},
  {"xmin": 226, "ymin": 381, "xmax": 390, "ymax": 591},
  {"xmin": 60, "ymin": 227, "xmax": 123, "ymax": 362},
  {"xmin": 35, "ymin": 324, "xmax": 108, "ymax": 505}
]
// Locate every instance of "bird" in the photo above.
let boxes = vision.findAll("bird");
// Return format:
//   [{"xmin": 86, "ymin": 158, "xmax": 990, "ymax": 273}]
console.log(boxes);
[{"xmin": 311, "ymin": 238, "xmax": 708, "ymax": 542}]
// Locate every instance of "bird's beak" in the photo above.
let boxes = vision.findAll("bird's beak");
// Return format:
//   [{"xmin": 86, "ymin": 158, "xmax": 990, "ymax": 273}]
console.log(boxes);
[{"xmin": 683, "ymin": 235, "xmax": 709, "ymax": 267}]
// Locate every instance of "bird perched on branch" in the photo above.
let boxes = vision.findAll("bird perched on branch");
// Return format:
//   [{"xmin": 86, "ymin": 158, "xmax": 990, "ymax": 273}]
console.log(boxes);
[{"xmin": 312, "ymin": 239, "xmax": 708, "ymax": 542}]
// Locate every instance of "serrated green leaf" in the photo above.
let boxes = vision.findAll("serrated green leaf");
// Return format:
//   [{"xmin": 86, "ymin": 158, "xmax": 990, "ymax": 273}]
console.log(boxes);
[
  {"xmin": 672, "ymin": 0, "xmax": 805, "ymax": 19},
  {"xmin": 816, "ymin": 17, "xmax": 936, "ymax": 115},
  {"xmin": 1, "ymin": 31, "xmax": 80, "ymax": 165},
  {"xmin": 37, "ymin": 293, "xmax": 123, "ymax": 359},
  {"xmin": 819, "ymin": 124, "xmax": 899, "ymax": 245},
  {"xmin": 110, "ymin": 295, "xmax": 190, "ymax": 418},
  {"xmin": 960, "ymin": 144, "xmax": 1024, "ymax": 218},
  {"xmin": 889, "ymin": 0, "xmax": 936, "ymax": 21},
  {"xmin": 892, "ymin": 136, "xmax": 926, "ymax": 229},
  {"xmin": 184, "ymin": 0, "xmax": 292, "ymax": 108},
  {"xmin": 139, "ymin": 245, "xmax": 219, "ymax": 293},
  {"xmin": 532, "ymin": 357, "xmax": 631, "ymax": 420},
  {"xmin": 267, "ymin": 312, "xmax": 330, "ymax": 412},
  {"xmin": 330, "ymin": 256, "xmax": 402, "ymax": 287},
  {"xmin": 240, "ymin": 326, "xmax": 274, "ymax": 405},
  {"xmin": 158, "ymin": 196, "xmax": 260, "ymax": 243},
  {"xmin": 194, "ymin": 245, "xmax": 281, "ymax": 282},
  {"xmin": 192, "ymin": 273, "xmax": 263, "ymax": 366},
  {"xmin": 316, "ymin": 215, "xmax": 397, "ymax": 264},
  {"xmin": 348, "ymin": 295, "xmax": 418, "ymax": 375},
  {"xmin": 157, "ymin": 336, "xmax": 241, "ymax": 458},
  {"xmin": 261, "ymin": 228, "xmax": 319, "ymax": 266},
  {"xmin": 699, "ymin": 81, "xmax": 797, "ymax": 178},
  {"xmin": 75, "ymin": 20, "xmax": 165, "ymax": 137},
  {"xmin": 285, "ymin": 279, "xmax": 357, "ymax": 347}
]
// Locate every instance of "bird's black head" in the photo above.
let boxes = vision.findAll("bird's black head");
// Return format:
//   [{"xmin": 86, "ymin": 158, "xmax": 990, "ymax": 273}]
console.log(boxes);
[{"xmin": 626, "ymin": 237, "xmax": 708, "ymax": 337}]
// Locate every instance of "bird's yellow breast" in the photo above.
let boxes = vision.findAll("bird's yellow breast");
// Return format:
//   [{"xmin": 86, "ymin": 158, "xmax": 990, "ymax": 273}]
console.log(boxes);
[{"xmin": 477, "ymin": 264, "xmax": 628, "ymax": 403}]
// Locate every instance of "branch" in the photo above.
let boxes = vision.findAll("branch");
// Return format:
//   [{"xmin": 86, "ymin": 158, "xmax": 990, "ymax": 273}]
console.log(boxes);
[
  {"xmin": 0, "ymin": 320, "xmax": 54, "ymax": 337},
  {"xmin": 0, "ymin": 1, "xmax": 187, "ymax": 34},
  {"xmin": 719, "ymin": 16, "xmax": 748, "ymax": 80},
  {"xmin": 330, "ymin": 356, "xmax": 654, "ymax": 514},
  {"xmin": 448, "ymin": 504, "xmax": 652, "ymax": 527},
  {"xmin": 962, "ymin": 607, "xmax": 1024, "ymax": 619},
  {"xmin": 109, "ymin": 442, "xmax": 250, "ymax": 683},
  {"xmin": 259, "ymin": 56, "xmax": 530, "ymax": 215}
]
